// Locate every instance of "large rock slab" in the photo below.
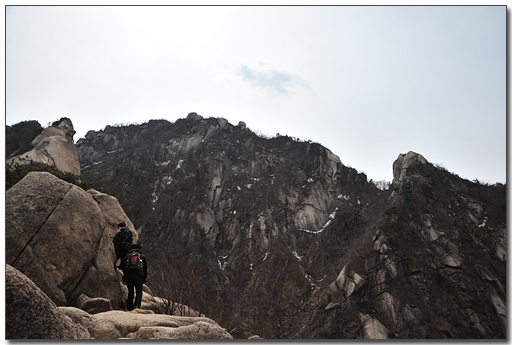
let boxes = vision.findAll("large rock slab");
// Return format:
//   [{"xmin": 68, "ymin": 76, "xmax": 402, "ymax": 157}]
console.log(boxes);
[
  {"xmin": 58, "ymin": 307, "xmax": 122, "ymax": 339},
  {"xmin": 6, "ymin": 171, "xmax": 124, "ymax": 307},
  {"xmin": 93, "ymin": 310, "xmax": 233, "ymax": 339},
  {"xmin": 6, "ymin": 171, "xmax": 71, "ymax": 269},
  {"xmin": 126, "ymin": 322, "xmax": 233, "ymax": 339}
]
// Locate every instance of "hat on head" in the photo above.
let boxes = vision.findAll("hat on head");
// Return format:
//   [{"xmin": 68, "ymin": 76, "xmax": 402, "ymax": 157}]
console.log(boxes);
[{"xmin": 118, "ymin": 222, "xmax": 126, "ymax": 228}]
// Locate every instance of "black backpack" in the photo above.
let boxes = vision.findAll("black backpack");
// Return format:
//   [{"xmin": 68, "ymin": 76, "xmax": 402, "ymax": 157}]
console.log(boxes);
[
  {"xmin": 117, "ymin": 228, "xmax": 133, "ymax": 251},
  {"xmin": 125, "ymin": 251, "xmax": 143, "ymax": 272}
]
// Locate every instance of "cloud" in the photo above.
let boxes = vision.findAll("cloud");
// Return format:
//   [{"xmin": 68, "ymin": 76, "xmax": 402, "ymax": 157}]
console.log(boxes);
[{"xmin": 237, "ymin": 63, "xmax": 310, "ymax": 96}]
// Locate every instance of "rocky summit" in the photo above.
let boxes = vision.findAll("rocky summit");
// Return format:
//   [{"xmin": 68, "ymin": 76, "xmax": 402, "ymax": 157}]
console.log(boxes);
[
  {"xmin": 5, "ymin": 115, "xmax": 506, "ymax": 339},
  {"xmin": 7, "ymin": 117, "xmax": 81, "ymax": 175},
  {"xmin": 74, "ymin": 114, "xmax": 506, "ymax": 339}
]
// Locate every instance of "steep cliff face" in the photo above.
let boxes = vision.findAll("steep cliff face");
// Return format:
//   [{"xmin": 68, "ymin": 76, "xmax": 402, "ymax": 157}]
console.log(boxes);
[
  {"xmin": 76, "ymin": 115, "xmax": 506, "ymax": 339},
  {"xmin": 302, "ymin": 151, "xmax": 506, "ymax": 339},
  {"xmin": 76, "ymin": 114, "xmax": 387, "ymax": 338}
]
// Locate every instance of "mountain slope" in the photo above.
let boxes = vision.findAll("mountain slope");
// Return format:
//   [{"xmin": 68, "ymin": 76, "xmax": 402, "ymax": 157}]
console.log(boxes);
[
  {"xmin": 75, "ymin": 114, "xmax": 506, "ymax": 339},
  {"xmin": 302, "ymin": 151, "xmax": 506, "ymax": 339}
]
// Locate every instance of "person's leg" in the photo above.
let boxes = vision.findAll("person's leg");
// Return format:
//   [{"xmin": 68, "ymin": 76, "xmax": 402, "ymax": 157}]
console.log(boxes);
[
  {"xmin": 133, "ymin": 275, "xmax": 144, "ymax": 309},
  {"xmin": 125, "ymin": 275, "xmax": 135, "ymax": 311},
  {"xmin": 115, "ymin": 248, "xmax": 122, "ymax": 262}
]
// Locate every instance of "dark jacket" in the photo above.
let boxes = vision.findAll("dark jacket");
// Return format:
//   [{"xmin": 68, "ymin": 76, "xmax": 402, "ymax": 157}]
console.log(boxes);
[
  {"xmin": 113, "ymin": 227, "xmax": 132, "ymax": 249},
  {"xmin": 119, "ymin": 249, "xmax": 147, "ymax": 281}
]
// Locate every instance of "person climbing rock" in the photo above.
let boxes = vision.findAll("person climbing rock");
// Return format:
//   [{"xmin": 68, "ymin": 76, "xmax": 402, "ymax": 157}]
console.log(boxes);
[
  {"xmin": 119, "ymin": 242, "xmax": 148, "ymax": 311},
  {"xmin": 112, "ymin": 222, "xmax": 133, "ymax": 262}
]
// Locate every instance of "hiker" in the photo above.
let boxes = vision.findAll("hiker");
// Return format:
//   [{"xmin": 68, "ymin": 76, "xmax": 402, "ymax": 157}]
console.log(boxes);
[
  {"xmin": 112, "ymin": 222, "xmax": 133, "ymax": 262},
  {"xmin": 119, "ymin": 242, "xmax": 148, "ymax": 311}
]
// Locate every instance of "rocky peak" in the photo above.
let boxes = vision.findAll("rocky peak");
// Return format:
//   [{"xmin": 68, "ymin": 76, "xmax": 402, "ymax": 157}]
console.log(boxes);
[
  {"xmin": 74, "ymin": 115, "xmax": 393, "ymax": 338},
  {"xmin": 7, "ymin": 117, "xmax": 81, "ymax": 175},
  {"xmin": 392, "ymin": 151, "xmax": 428, "ymax": 185},
  {"xmin": 74, "ymin": 115, "xmax": 506, "ymax": 339},
  {"xmin": 186, "ymin": 111, "xmax": 203, "ymax": 121}
]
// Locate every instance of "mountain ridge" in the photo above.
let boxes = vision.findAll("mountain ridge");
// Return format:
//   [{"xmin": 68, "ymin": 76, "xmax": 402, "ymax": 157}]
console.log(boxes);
[
  {"xmin": 73, "ymin": 114, "xmax": 505, "ymax": 339},
  {"xmin": 6, "ymin": 115, "xmax": 506, "ymax": 339}
]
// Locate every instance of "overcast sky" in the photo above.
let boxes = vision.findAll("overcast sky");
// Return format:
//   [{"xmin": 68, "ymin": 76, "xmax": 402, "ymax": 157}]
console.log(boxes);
[{"xmin": 5, "ymin": 5, "xmax": 506, "ymax": 184}]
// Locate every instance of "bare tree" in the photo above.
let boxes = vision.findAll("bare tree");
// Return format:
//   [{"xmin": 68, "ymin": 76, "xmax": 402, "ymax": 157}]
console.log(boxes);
[
  {"xmin": 147, "ymin": 260, "xmax": 221, "ymax": 318},
  {"xmin": 372, "ymin": 180, "xmax": 391, "ymax": 190},
  {"xmin": 149, "ymin": 264, "xmax": 197, "ymax": 316}
]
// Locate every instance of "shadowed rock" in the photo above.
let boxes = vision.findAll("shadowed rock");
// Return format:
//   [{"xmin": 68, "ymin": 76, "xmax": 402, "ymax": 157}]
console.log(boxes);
[{"xmin": 6, "ymin": 264, "xmax": 91, "ymax": 339}]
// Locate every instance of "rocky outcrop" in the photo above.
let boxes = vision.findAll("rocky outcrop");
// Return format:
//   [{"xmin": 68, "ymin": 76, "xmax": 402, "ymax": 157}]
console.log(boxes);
[
  {"xmin": 76, "ymin": 294, "xmax": 114, "ymax": 314},
  {"xmin": 362, "ymin": 151, "xmax": 505, "ymax": 338},
  {"xmin": 328, "ymin": 265, "xmax": 366, "ymax": 305},
  {"xmin": 7, "ymin": 263, "xmax": 233, "ymax": 340},
  {"xmin": 392, "ymin": 151, "xmax": 427, "ymax": 185},
  {"xmin": 6, "ymin": 264, "xmax": 91, "ymax": 339},
  {"xmin": 7, "ymin": 117, "xmax": 81, "ymax": 175},
  {"xmin": 301, "ymin": 264, "xmax": 369, "ymax": 339},
  {"xmin": 58, "ymin": 306, "xmax": 122, "ymax": 339},
  {"xmin": 92, "ymin": 310, "xmax": 232, "ymax": 339},
  {"xmin": 301, "ymin": 151, "xmax": 505, "ymax": 340},
  {"xmin": 6, "ymin": 171, "xmax": 128, "ymax": 308},
  {"xmin": 6, "ymin": 120, "xmax": 43, "ymax": 159},
  {"xmin": 60, "ymin": 307, "xmax": 232, "ymax": 340},
  {"xmin": 360, "ymin": 314, "xmax": 389, "ymax": 339}
]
